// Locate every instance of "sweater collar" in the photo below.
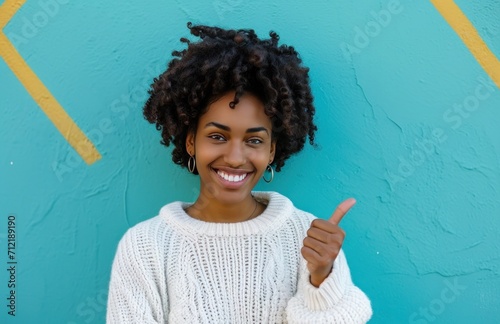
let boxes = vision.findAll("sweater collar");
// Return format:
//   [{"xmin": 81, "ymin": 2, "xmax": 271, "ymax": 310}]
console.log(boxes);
[{"xmin": 160, "ymin": 191, "xmax": 293, "ymax": 237}]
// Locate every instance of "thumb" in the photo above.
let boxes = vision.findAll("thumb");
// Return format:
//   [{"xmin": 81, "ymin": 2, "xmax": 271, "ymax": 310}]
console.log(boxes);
[{"xmin": 329, "ymin": 198, "xmax": 356, "ymax": 225}]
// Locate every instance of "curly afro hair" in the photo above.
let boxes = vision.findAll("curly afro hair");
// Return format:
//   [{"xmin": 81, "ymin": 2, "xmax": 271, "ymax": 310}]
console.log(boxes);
[{"xmin": 143, "ymin": 22, "xmax": 317, "ymax": 173}]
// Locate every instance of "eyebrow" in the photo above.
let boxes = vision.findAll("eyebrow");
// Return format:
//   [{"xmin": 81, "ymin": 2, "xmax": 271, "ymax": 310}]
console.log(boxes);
[{"xmin": 204, "ymin": 122, "xmax": 269, "ymax": 135}]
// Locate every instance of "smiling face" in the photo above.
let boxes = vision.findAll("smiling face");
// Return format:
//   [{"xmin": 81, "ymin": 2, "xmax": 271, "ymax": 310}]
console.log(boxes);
[{"xmin": 186, "ymin": 91, "xmax": 276, "ymax": 207}]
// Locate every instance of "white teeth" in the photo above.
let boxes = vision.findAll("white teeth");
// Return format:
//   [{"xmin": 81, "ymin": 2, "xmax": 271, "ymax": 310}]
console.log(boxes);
[{"xmin": 217, "ymin": 170, "xmax": 247, "ymax": 182}]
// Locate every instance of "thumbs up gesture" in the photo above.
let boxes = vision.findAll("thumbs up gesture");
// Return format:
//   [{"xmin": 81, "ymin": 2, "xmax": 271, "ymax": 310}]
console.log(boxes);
[{"xmin": 301, "ymin": 198, "xmax": 356, "ymax": 287}]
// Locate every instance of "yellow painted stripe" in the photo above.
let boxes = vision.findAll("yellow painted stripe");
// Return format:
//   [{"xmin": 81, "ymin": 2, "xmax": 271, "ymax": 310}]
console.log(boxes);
[
  {"xmin": 430, "ymin": 0, "xmax": 500, "ymax": 89},
  {"xmin": 0, "ymin": 0, "xmax": 25, "ymax": 29},
  {"xmin": 1, "ymin": 0, "xmax": 101, "ymax": 164},
  {"xmin": 0, "ymin": 33, "xmax": 101, "ymax": 164}
]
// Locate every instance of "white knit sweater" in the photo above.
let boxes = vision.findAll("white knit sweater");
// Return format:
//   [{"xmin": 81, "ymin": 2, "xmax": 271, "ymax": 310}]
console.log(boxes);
[{"xmin": 106, "ymin": 191, "xmax": 372, "ymax": 323}]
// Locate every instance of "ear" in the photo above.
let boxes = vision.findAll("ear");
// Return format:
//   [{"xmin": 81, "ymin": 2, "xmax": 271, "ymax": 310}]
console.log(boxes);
[
  {"xmin": 269, "ymin": 139, "xmax": 277, "ymax": 164},
  {"xmin": 186, "ymin": 130, "xmax": 195, "ymax": 156}
]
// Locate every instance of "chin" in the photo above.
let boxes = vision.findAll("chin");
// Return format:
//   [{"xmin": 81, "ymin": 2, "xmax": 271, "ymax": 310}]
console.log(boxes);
[{"xmin": 214, "ymin": 187, "xmax": 254, "ymax": 205}]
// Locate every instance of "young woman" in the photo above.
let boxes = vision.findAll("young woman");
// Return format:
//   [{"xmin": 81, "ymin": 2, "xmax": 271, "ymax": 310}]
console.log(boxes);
[{"xmin": 106, "ymin": 23, "xmax": 372, "ymax": 323}]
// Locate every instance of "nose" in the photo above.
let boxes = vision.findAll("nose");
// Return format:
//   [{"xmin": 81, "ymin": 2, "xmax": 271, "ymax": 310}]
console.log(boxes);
[{"xmin": 223, "ymin": 141, "xmax": 246, "ymax": 167}]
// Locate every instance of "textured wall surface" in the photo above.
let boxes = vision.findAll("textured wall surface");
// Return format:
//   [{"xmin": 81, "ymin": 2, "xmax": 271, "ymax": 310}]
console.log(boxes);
[{"xmin": 1, "ymin": 0, "xmax": 499, "ymax": 323}]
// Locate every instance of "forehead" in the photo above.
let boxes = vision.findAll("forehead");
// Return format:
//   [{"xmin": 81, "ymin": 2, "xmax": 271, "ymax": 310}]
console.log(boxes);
[{"xmin": 199, "ymin": 91, "xmax": 272, "ymax": 129}]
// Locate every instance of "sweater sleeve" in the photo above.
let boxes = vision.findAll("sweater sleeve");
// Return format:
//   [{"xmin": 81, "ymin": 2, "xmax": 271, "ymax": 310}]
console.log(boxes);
[
  {"xmin": 106, "ymin": 227, "xmax": 168, "ymax": 324},
  {"xmin": 286, "ymin": 249, "xmax": 372, "ymax": 323}
]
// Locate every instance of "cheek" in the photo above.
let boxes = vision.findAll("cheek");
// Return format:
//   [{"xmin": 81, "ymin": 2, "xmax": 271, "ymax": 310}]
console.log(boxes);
[
  {"xmin": 194, "ymin": 137, "xmax": 215, "ymax": 155},
  {"xmin": 249, "ymin": 149, "xmax": 272, "ymax": 167},
  {"xmin": 193, "ymin": 146, "xmax": 214, "ymax": 168}
]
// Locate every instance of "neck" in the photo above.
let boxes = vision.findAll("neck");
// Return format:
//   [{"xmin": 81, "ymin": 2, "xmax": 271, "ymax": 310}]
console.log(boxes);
[{"xmin": 187, "ymin": 194, "xmax": 261, "ymax": 223}]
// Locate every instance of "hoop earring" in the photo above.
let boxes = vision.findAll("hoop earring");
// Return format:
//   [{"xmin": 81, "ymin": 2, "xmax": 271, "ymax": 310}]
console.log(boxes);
[
  {"xmin": 263, "ymin": 164, "xmax": 274, "ymax": 183},
  {"xmin": 188, "ymin": 155, "xmax": 196, "ymax": 173}
]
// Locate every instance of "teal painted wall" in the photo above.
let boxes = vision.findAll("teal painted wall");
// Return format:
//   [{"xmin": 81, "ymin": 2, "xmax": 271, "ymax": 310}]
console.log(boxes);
[{"xmin": 1, "ymin": 0, "xmax": 499, "ymax": 323}]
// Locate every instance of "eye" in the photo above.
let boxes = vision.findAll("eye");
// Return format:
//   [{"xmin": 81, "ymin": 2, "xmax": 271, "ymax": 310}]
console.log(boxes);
[
  {"xmin": 247, "ymin": 138, "xmax": 263, "ymax": 145},
  {"xmin": 208, "ymin": 134, "xmax": 226, "ymax": 141}
]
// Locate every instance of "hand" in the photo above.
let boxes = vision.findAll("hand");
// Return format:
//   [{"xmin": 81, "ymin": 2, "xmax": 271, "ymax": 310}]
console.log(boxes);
[{"xmin": 301, "ymin": 198, "xmax": 356, "ymax": 287}]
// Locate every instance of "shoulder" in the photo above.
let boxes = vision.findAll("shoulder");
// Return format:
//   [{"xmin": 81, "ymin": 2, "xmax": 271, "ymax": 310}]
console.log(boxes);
[
  {"xmin": 254, "ymin": 191, "xmax": 318, "ymax": 228},
  {"xmin": 122, "ymin": 214, "xmax": 164, "ymax": 242},
  {"xmin": 115, "ymin": 201, "xmax": 181, "ymax": 255}
]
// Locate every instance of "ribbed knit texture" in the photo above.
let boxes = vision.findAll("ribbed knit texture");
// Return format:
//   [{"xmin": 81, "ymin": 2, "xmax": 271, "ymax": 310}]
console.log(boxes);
[{"xmin": 106, "ymin": 191, "xmax": 372, "ymax": 323}]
